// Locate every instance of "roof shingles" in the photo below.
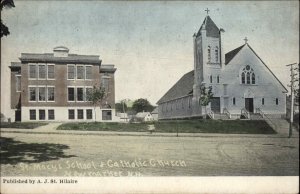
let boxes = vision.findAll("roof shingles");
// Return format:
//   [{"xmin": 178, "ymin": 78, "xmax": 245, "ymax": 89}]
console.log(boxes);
[{"xmin": 157, "ymin": 71, "xmax": 194, "ymax": 104}]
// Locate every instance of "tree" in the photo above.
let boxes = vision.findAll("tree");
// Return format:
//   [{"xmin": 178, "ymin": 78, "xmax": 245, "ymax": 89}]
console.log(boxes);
[
  {"xmin": 115, "ymin": 102, "xmax": 127, "ymax": 113},
  {"xmin": 1, "ymin": 0, "xmax": 15, "ymax": 38},
  {"xmin": 86, "ymin": 86, "xmax": 106, "ymax": 122},
  {"xmin": 199, "ymin": 84, "xmax": 213, "ymax": 119},
  {"xmin": 132, "ymin": 98, "xmax": 154, "ymax": 113}
]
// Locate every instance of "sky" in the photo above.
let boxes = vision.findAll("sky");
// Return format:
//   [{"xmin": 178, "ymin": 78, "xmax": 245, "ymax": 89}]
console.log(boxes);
[{"xmin": 1, "ymin": 1, "xmax": 299, "ymax": 117}]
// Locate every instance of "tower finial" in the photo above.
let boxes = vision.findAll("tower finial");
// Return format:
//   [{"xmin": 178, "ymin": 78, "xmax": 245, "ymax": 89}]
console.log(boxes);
[
  {"xmin": 244, "ymin": 37, "xmax": 248, "ymax": 44},
  {"xmin": 205, "ymin": 8, "xmax": 210, "ymax": 15}
]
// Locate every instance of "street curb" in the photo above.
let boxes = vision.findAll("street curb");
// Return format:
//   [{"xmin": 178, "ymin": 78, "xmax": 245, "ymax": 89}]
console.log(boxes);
[{"xmin": 1, "ymin": 129, "xmax": 298, "ymax": 138}]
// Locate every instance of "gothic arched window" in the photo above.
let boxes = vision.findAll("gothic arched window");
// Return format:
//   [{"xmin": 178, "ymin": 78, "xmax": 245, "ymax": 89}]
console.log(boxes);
[
  {"xmin": 252, "ymin": 73, "xmax": 255, "ymax": 84},
  {"xmin": 217, "ymin": 75, "xmax": 220, "ymax": 83},
  {"xmin": 241, "ymin": 72, "xmax": 245, "ymax": 84},
  {"xmin": 210, "ymin": 75, "xmax": 213, "ymax": 83},
  {"xmin": 246, "ymin": 72, "xmax": 251, "ymax": 84},
  {"xmin": 208, "ymin": 46, "xmax": 211, "ymax": 62},
  {"xmin": 215, "ymin": 46, "xmax": 219, "ymax": 62},
  {"xmin": 241, "ymin": 65, "xmax": 256, "ymax": 85}
]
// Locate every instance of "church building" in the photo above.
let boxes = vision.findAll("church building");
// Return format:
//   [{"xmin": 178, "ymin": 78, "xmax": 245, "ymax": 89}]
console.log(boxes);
[{"xmin": 157, "ymin": 14, "xmax": 288, "ymax": 120}]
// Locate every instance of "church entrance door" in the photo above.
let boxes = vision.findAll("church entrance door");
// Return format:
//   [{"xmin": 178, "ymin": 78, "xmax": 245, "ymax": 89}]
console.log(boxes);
[
  {"xmin": 245, "ymin": 98, "xmax": 254, "ymax": 113},
  {"xmin": 211, "ymin": 97, "xmax": 220, "ymax": 113}
]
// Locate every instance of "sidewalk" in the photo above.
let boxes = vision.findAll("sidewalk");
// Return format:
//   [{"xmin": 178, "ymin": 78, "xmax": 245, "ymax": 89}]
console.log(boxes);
[{"xmin": 1, "ymin": 122, "xmax": 298, "ymax": 138}]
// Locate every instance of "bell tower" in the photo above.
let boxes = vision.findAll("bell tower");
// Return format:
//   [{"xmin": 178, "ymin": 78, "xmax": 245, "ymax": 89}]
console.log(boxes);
[{"xmin": 192, "ymin": 10, "xmax": 225, "ymax": 116}]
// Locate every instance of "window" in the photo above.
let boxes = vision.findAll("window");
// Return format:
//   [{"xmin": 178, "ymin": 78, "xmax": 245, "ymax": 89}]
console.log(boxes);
[
  {"xmin": 86, "ymin": 66, "xmax": 92, "ymax": 79},
  {"xmin": 77, "ymin": 66, "xmax": 85, "ymax": 79},
  {"xmin": 68, "ymin": 110, "xmax": 75, "ymax": 119},
  {"xmin": 68, "ymin": 87, "xmax": 75, "ymax": 101},
  {"xmin": 77, "ymin": 109, "xmax": 84, "ymax": 119},
  {"xmin": 208, "ymin": 46, "xmax": 211, "ymax": 62},
  {"xmin": 252, "ymin": 73, "xmax": 255, "ymax": 84},
  {"xmin": 16, "ymin": 75, "xmax": 21, "ymax": 92},
  {"xmin": 215, "ymin": 46, "xmax": 218, "ymax": 62},
  {"xmin": 39, "ymin": 110, "xmax": 45, "ymax": 120},
  {"xmin": 38, "ymin": 87, "xmax": 46, "ymax": 101},
  {"xmin": 29, "ymin": 110, "xmax": 36, "ymax": 120},
  {"xmin": 262, "ymin": 98, "xmax": 265, "ymax": 105},
  {"xmin": 47, "ymin": 65, "xmax": 55, "ymax": 79},
  {"xmin": 246, "ymin": 72, "xmax": 251, "ymax": 84},
  {"xmin": 86, "ymin": 87, "xmax": 93, "ymax": 101},
  {"xmin": 276, "ymin": 98, "xmax": 279, "ymax": 105},
  {"xmin": 68, "ymin": 65, "xmax": 75, "ymax": 79},
  {"xmin": 29, "ymin": 65, "xmax": 37, "ymax": 79},
  {"xmin": 48, "ymin": 110, "xmax": 55, "ymax": 120},
  {"xmin": 47, "ymin": 87, "xmax": 55, "ymax": 101},
  {"xmin": 217, "ymin": 75, "xmax": 220, "ymax": 83},
  {"xmin": 233, "ymin": 97, "xmax": 236, "ymax": 105},
  {"xmin": 86, "ymin": 109, "xmax": 93, "ymax": 119},
  {"xmin": 210, "ymin": 75, "xmax": 213, "ymax": 83},
  {"xmin": 102, "ymin": 110, "xmax": 112, "ymax": 120},
  {"xmin": 241, "ymin": 65, "xmax": 256, "ymax": 85},
  {"xmin": 77, "ymin": 88, "xmax": 84, "ymax": 101},
  {"xmin": 241, "ymin": 72, "xmax": 245, "ymax": 84},
  {"xmin": 29, "ymin": 87, "xmax": 36, "ymax": 101},
  {"xmin": 38, "ymin": 64, "xmax": 46, "ymax": 79},
  {"xmin": 101, "ymin": 77, "xmax": 110, "ymax": 92}
]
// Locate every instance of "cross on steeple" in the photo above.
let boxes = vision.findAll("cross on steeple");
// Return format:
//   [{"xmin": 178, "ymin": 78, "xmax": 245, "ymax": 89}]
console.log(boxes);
[
  {"xmin": 205, "ymin": 8, "xmax": 210, "ymax": 15},
  {"xmin": 244, "ymin": 37, "xmax": 248, "ymax": 44}
]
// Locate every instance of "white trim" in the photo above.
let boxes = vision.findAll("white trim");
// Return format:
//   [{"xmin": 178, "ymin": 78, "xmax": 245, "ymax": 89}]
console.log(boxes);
[
  {"xmin": 28, "ymin": 86, "xmax": 37, "ymax": 102},
  {"xmin": 38, "ymin": 64, "xmax": 47, "ymax": 80},
  {"xmin": 76, "ymin": 65, "xmax": 85, "ymax": 80},
  {"xmin": 28, "ymin": 64, "xmax": 37, "ymax": 80},
  {"xmin": 67, "ymin": 64, "xmax": 76, "ymax": 80},
  {"xmin": 47, "ymin": 64, "xmax": 55, "ymax": 80},
  {"xmin": 15, "ymin": 75, "xmax": 22, "ymax": 92},
  {"xmin": 85, "ymin": 65, "xmax": 93, "ymax": 80},
  {"xmin": 85, "ymin": 86, "xmax": 93, "ymax": 102},
  {"xmin": 67, "ymin": 86, "xmax": 76, "ymax": 102},
  {"xmin": 37, "ymin": 85, "xmax": 47, "ymax": 102},
  {"xmin": 76, "ymin": 87, "xmax": 85, "ymax": 102},
  {"xmin": 47, "ymin": 86, "xmax": 55, "ymax": 102}
]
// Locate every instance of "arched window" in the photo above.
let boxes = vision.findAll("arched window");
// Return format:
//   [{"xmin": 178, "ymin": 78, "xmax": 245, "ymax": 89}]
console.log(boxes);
[
  {"xmin": 233, "ymin": 97, "xmax": 236, "ymax": 105},
  {"xmin": 246, "ymin": 72, "xmax": 251, "ymax": 84},
  {"xmin": 241, "ymin": 72, "xmax": 245, "ymax": 84},
  {"xmin": 215, "ymin": 46, "xmax": 219, "ymax": 62},
  {"xmin": 217, "ymin": 75, "xmax": 220, "ymax": 83},
  {"xmin": 208, "ymin": 46, "xmax": 211, "ymax": 62},
  {"xmin": 241, "ymin": 65, "xmax": 256, "ymax": 85},
  {"xmin": 276, "ymin": 98, "xmax": 279, "ymax": 105},
  {"xmin": 262, "ymin": 98, "xmax": 264, "ymax": 105},
  {"xmin": 210, "ymin": 75, "xmax": 213, "ymax": 83},
  {"xmin": 252, "ymin": 73, "xmax": 255, "ymax": 84}
]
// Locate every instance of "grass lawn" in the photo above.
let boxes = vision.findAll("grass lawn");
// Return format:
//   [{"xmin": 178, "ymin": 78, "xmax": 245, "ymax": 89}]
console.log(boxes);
[
  {"xmin": 0, "ymin": 122, "xmax": 48, "ymax": 129},
  {"xmin": 57, "ymin": 120, "xmax": 276, "ymax": 134}
]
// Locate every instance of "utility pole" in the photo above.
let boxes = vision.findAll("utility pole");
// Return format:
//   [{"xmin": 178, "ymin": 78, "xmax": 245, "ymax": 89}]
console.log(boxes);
[{"xmin": 286, "ymin": 63, "xmax": 299, "ymax": 138}]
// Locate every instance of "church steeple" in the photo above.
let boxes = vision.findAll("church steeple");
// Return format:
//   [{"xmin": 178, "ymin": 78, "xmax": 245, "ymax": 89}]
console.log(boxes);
[{"xmin": 196, "ymin": 15, "xmax": 220, "ymax": 38}]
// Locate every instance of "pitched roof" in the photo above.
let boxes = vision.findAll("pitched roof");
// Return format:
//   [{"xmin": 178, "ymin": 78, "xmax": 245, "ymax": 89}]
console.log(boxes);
[
  {"xmin": 225, "ymin": 43, "xmax": 288, "ymax": 92},
  {"xmin": 136, "ymin": 112, "xmax": 152, "ymax": 118},
  {"xmin": 225, "ymin": 44, "xmax": 246, "ymax": 65},
  {"xmin": 197, "ymin": 16, "xmax": 220, "ymax": 38},
  {"xmin": 19, "ymin": 53, "xmax": 101, "ymax": 64},
  {"xmin": 157, "ymin": 70, "xmax": 194, "ymax": 104},
  {"xmin": 246, "ymin": 44, "xmax": 288, "ymax": 93},
  {"xmin": 151, "ymin": 107, "xmax": 158, "ymax": 114}
]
